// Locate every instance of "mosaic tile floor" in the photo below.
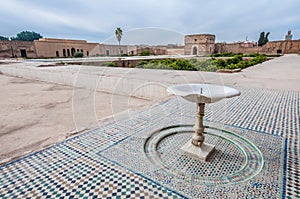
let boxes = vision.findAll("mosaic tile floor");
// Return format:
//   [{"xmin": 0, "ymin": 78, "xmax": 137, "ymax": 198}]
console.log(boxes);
[{"xmin": 0, "ymin": 87, "xmax": 299, "ymax": 198}]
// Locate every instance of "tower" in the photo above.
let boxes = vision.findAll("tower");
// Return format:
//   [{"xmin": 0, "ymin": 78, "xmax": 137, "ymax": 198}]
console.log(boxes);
[
  {"xmin": 285, "ymin": 30, "xmax": 293, "ymax": 40},
  {"xmin": 184, "ymin": 34, "xmax": 215, "ymax": 55}
]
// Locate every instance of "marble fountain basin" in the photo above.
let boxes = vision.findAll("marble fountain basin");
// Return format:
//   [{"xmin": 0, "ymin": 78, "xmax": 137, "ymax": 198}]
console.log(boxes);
[
  {"xmin": 167, "ymin": 83, "xmax": 241, "ymax": 161},
  {"xmin": 167, "ymin": 83, "xmax": 241, "ymax": 103}
]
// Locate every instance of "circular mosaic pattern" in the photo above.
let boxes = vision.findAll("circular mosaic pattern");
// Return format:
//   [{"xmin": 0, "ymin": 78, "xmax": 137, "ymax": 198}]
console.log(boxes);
[{"xmin": 144, "ymin": 125, "xmax": 264, "ymax": 185}]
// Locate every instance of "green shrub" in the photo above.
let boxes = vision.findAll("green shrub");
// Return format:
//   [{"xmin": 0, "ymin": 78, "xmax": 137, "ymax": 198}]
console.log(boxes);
[
  {"xmin": 242, "ymin": 60, "xmax": 252, "ymax": 67},
  {"xmin": 227, "ymin": 64, "xmax": 239, "ymax": 69},
  {"xmin": 140, "ymin": 50, "xmax": 150, "ymax": 56},
  {"xmin": 103, "ymin": 62, "xmax": 118, "ymax": 67},
  {"xmin": 108, "ymin": 62, "xmax": 118, "ymax": 67},
  {"xmin": 189, "ymin": 58, "xmax": 198, "ymax": 64},
  {"xmin": 253, "ymin": 55, "xmax": 267, "ymax": 63},
  {"xmin": 170, "ymin": 59, "xmax": 197, "ymax": 71},
  {"xmin": 194, "ymin": 59, "xmax": 216, "ymax": 70},
  {"xmin": 211, "ymin": 53, "xmax": 221, "ymax": 57},
  {"xmin": 236, "ymin": 61, "xmax": 247, "ymax": 69},
  {"xmin": 204, "ymin": 65, "xmax": 218, "ymax": 72},
  {"xmin": 136, "ymin": 58, "xmax": 196, "ymax": 71},
  {"xmin": 74, "ymin": 52, "xmax": 83, "ymax": 58},
  {"xmin": 135, "ymin": 54, "xmax": 267, "ymax": 72},
  {"xmin": 214, "ymin": 59, "xmax": 227, "ymax": 68},
  {"xmin": 137, "ymin": 60, "xmax": 149, "ymax": 66},
  {"xmin": 267, "ymin": 54, "xmax": 281, "ymax": 57},
  {"xmin": 230, "ymin": 54, "xmax": 243, "ymax": 63},
  {"xmin": 211, "ymin": 53, "xmax": 267, "ymax": 70},
  {"xmin": 150, "ymin": 59, "xmax": 159, "ymax": 64},
  {"xmin": 161, "ymin": 58, "xmax": 175, "ymax": 65}
]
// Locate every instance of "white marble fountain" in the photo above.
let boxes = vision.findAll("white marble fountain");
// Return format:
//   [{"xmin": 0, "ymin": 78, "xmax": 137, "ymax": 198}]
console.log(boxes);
[{"xmin": 167, "ymin": 84, "xmax": 241, "ymax": 161}]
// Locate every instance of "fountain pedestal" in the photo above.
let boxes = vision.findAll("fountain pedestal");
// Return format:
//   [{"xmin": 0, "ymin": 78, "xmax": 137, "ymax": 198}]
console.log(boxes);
[
  {"xmin": 167, "ymin": 84, "xmax": 240, "ymax": 161},
  {"xmin": 180, "ymin": 103, "xmax": 215, "ymax": 161}
]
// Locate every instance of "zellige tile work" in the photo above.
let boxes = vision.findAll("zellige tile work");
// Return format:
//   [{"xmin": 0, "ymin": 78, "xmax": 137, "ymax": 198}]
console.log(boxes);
[{"xmin": 0, "ymin": 87, "xmax": 299, "ymax": 198}]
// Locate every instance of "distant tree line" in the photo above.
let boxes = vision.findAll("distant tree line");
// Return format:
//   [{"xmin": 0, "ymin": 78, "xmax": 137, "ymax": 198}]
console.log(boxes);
[
  {"xmin": 0, "ymin": 36, "xmax": 9, "ymax": 41},
  {"xmin": 0, "ymin": 31, "xmax": 43, "ymax": 41}
]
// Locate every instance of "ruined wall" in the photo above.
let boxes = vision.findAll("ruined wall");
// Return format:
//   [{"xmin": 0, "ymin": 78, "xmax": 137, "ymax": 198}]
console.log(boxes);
[
  {"xmin": 215, "ymin": 40, "xmax": 300, "ymax": 55},
  {"xmin": 136, "ymin": 47, "xmax": 167, "ymax": 55},
  {"xmin": 34, "ymin": 38, "xmax": 98, "ymax": 58},
  {"xmin": 2, "ymin": 35, "xmax": 299, "ymax": 59},
  {"xmin": 215, "ymin": 43, "xmax": 259, "ymax": 54},
  {"xmin": 94, "ymin": 44, "xmax": 135, "ymax": 56},
  {"xmin": 184, "ymin": 34, "xmax": 215, "ymax": 55},
  {"xmin": 2, "ymin": 38, "xmax": 138, "ymax": 58},
  {"xmin": 166, "ymin": 47, "xmax": 184, "ymax": 55},
  {"xmin": 261, "ymin": 40, "xmax": 300, "ymax": 54},
  {"xmin": 0, "ymin": 41, "xmax": 36, "ymax": 58}
]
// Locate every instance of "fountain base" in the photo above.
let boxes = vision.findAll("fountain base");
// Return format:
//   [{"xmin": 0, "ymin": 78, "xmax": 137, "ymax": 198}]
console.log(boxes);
[
  {"xmin": 167, "ymin": 83, "xmax": 240, "ymax": 162},
  {"xmin": 180, "ymin": 141, "xmax": 215, "ymax": 161}
]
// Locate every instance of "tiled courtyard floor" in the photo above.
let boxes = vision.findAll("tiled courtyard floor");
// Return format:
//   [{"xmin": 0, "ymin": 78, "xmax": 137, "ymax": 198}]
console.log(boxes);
[{"xmin": 0, "ymin": 87, "xmax": 299, "ymax": 198}]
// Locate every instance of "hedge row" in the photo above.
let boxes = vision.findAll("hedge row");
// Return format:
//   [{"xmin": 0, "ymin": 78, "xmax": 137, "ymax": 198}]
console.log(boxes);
[
  {"xmin": 136, "ymin": 53, "xmax": 267, "ymax": 72},
  {"xmin": 137, "ymin": 59, "xmax": 197, "ymax": 70},
  {"xmin": 213, "ymin": 54, "xmax": 267, "ymax": 70}
]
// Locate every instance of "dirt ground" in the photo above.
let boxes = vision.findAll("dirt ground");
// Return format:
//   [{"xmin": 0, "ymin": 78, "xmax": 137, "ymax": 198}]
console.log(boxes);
[
  {"xmin": 1, "ymin": 54, "xmax": 299, "ymax": 165},
  {"xmin": 0, "ymin": 75, "xmax": 154, "ymax": 164}
]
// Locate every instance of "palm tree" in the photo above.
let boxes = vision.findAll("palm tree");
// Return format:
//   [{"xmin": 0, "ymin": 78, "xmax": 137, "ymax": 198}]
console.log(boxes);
[
  {"xmin": 115, "ymin": 27, "xmax": 122, "ymax": 55},
  {"xmin": 115, "ymin": 27, "xmax": 122, "ymax": 45}
]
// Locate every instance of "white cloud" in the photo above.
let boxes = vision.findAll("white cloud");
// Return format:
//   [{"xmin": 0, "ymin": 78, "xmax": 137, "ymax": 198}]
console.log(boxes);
[
  {"xmin": 103, "ymin": 27, "xmax": 184, "ymax": 45},
  {"xmin": 0, "ymin": 1, "xmax": 108, "ymax": 32},
  {"xmin": 0, "ymin": 0, "xmax": 299, "ymax": 43}
]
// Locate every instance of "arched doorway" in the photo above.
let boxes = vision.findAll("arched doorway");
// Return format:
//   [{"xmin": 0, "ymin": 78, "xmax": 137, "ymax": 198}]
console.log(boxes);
[
  {"xmin": 192, "ymin": 46, "xmax": 197, "ymax": 55},
  {"xmin": 71, "ymin": 48, "xmax": 76, "ymax": 56}
]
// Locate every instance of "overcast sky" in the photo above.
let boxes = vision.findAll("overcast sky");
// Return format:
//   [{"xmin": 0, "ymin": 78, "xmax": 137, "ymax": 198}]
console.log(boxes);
[{"xmin": 0, "ymin": 0, "xmax": 299, "ymax": 45}]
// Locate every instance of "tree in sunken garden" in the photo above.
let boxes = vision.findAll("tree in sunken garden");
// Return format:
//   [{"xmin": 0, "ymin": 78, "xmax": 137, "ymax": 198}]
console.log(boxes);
[
  {"xmin": 258, "ymin": 32, "xmax": 265, "ymax": 46},
  {"xmin": 115, "ymin": 27, "xmax": 123, "ymax": 55},
  {"xmin": 262, "ymin": 32, "xmax": 270, "ymax": 45},
  {"xmin": 258, "ymin": 31, "xmax": 270, "ymax": 47},
  {"xmin": 10, "ymin": 31, "xmax": 43, "ymax": 41},
  {"xmin": 0, "ymin": 36, "xmax": 9, "ymax": 41}
]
